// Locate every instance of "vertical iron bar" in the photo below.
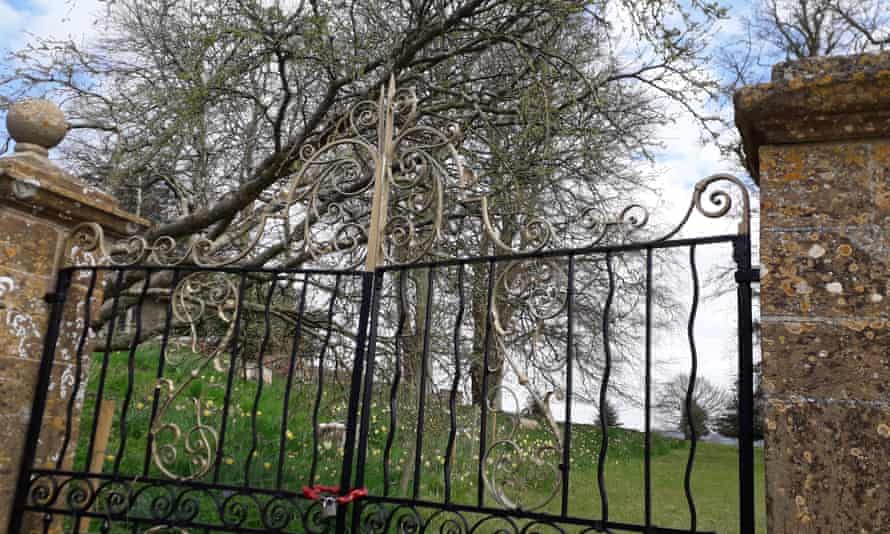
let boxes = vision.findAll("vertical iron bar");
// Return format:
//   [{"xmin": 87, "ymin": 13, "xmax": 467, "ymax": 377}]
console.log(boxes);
[
  {"xmin": 644, "ymin": 248, "xmax": 653, "ymax": 530},
  {"xmin": 84, "ymin": 269, "xmax": 125, "ymax": 469},
  {"xmin": 335, "ymin": 272, "xmax": 375, "ymax": 534},
  {"xmin": 561, "ymin": 254, "xmax": 575, "ymax": 516},
  {"xmin": 112, "ymin": 267, "xmax": 152, "ymax": 475},
  {"xmin": 8, "ymin": 270, "xmax": 72, "ymax": 534},
  {"xmin": 412, "ymin": 267, "xmax": 435, "ymax": 500},
  {"xmin": 142, "ymin": 268, "xmax": 180, "ymax": 476},
  {"xmin": 383, "ymin": 270, "xmax": 407, "ymax": 496},
  {"xmin": 276, "ymin": 273, "xmax": 309, "ymax": 489},
  {"xmin": 684, "ymin": 245, "xmax": 700, "ymax": 533},
  {"xmin": 351, "ymin": 271, "xmax": 385, "ymax": 528},
  {"xmin": 598, "ymin": 253, "xmax": 615, "ymax": 531},
  {"xmin": 56, "ymin": 269, "xmax": 97, "ymax": 469},
  {"xmin": 244, "ymin": 279, "xmax": 277, "ymax": 486},
  {"xmin": 310, "ymin": 274, "xmax": 342, "ymax": 485},
  {"xmin": 477, "ymin": 259, "xmax": 496, "ymax": 507},
  {"xmin": 213, "ymin": 272, "xmax": 249, "ymax": 483},
  {"xmin": 735, "ymin": 235, "xmax": 756, "ymax": 534},
  {"xmin": 444, "ymin": 264, "xmax": 466, "ymax": 504}
]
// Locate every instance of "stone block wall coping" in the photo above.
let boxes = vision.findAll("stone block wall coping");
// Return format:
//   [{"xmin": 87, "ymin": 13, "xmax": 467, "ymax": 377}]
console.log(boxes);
[
  {"xmin": 0, "ymin": 155, "xmax": 150, "ymax": 239},
  {"xmin": 735, "ymin": 51, "xmax": 890, "ymax": 183}
]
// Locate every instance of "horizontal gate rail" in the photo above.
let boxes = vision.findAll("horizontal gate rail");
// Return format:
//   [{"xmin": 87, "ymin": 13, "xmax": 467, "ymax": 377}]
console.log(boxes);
[{"xmin": 375, "ymin": 234, "xmax": 741, "ymax": 272}]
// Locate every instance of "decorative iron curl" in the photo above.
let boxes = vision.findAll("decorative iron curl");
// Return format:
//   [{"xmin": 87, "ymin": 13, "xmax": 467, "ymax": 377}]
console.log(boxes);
[
  {"xmin": 577, "ymin": 203, "xmax": 651, "ymax": 247},
  {"xmin": 282, "ymin": 137, "xmax": 377, "ymax": 269},
  {"xmin": 302, "ymin": 499, "xmax": 334, "ymax": 534},
  {"xmin": 95, "ymin": 480, "xmax": 132, "ymax": 517},
  {"xmin": 358, "ymin": 504, "xmax": 423, "ymax": 534},
  {"xmin": 480, "ymin": 385, "xmax": 562, "ymax": 511},
  {"xmin": 469, "ymin": 515, "xmax": 520, "ymax": 534},
  {"xmin": 359, "ymin": 503, "xmax": 389, "ymax": 534},
  {"xmin": 27, "ymin": 474, "xmax": 59, "ymax": 507},
  {"xmin": 147, "ymin": 271, "xmax": 238, "ymax": 481},
  {"xmin": 221, "ymin": 492, "xmax": 261, "ymax": 527},
  {"xmin": 480, "ymin": 196, "xmax": 555, "ymax": 255},
  {"xmin": 520, "ymin": 521, "xmax": 566, "ymax": 534},
  {"xmin": 126, "ymin": 483, "xmax": 178, "ymax": 522},
  {"xmin": 171, "ymin": 487, "xmax": 210, "ymax": 523},
  {"xmin": 150, "ymin": 406, "xmax": 218, "ymax": 481},
  {"xmin": 655, "ymin": 173, "xmax": 752, "ymax": 242},
  {"xmin": 476, "ymin": 173, "xmax": 750, "ymax": 255},
  {"xmin": 389, "ymin": 505, "xmax": 423, "ymax": 534},
  {"xmin": 428, "ymin": 510, "xmax": 470, "ymax": 534},
  {"xmin": 65, "ymin": 207, "xmax": 278, "ymax": 267},
  {"xmin": 263, "ymin": 496, "xmax": 297, "ymax": 530}
]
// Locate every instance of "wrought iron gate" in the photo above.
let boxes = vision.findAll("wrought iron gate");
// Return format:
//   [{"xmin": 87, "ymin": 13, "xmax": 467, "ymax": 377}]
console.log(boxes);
[
  {"xmin": 9, "ymin": 228, "xmax": 757, "ymax": 534},
  {"xmin": 8, "ymin": 80, "xmax": 757, "ymax": 533}
]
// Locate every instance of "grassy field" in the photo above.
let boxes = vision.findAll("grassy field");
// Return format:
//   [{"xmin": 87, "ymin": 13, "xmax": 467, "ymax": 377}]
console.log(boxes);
[{"xmin": 66, "ymin": 346, "xmax": 765, "ymax": 533}]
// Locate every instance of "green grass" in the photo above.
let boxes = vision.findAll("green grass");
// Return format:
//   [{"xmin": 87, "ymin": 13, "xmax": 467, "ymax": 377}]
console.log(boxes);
[{"xmin": 67, "ymin": 346, "xmax": 765, "ymax": 533}]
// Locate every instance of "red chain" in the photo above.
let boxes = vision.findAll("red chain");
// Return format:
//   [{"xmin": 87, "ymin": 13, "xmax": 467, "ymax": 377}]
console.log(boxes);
[{"xmin": 302, "ymin": 485, "xmax": 367, "ymax": 504}]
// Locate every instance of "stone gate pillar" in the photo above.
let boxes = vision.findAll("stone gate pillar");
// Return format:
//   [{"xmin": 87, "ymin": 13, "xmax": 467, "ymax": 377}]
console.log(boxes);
[
  {"xmin": 736, "ymin": 53, "xmax": 890, "ymax": 532},
  {"xmin": 0, "ymin": 100, "xmax": 149, "ymax": 530}
]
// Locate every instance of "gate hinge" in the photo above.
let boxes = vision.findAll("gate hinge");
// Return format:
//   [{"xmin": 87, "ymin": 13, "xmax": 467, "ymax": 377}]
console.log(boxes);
[{"xmin": 735, "ymin": 268, "xmax": 760, "ymax": 284}]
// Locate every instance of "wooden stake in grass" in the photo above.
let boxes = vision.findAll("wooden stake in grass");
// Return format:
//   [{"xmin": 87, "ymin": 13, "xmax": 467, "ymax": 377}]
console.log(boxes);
[{"xmin": 78, "ymin": 399, "xmax": 116, "ymax": 532}]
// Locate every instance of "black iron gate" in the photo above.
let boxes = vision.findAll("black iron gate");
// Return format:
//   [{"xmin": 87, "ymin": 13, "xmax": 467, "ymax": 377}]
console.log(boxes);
[{"xmin": 9, "ymin": 224, "xmax": 757, "ymax": 534}]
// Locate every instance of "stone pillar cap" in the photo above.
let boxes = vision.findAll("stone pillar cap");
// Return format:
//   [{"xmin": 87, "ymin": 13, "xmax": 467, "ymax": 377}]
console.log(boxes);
[
  {"xmin": 6, "ymin": 98, "xmax": 69, "ymax": 157},
  {"xmin": 734, "ymin": 51, "xmax": 890, "ymax": 184},
  {"xmin": 1, "ymin": 98, "xmax": 151, "ymax": 238}
]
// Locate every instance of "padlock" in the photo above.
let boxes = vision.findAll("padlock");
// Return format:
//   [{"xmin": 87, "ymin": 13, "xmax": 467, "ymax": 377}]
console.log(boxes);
[{"xmin": 321, "ymin": 495, "xmax": 338, "ymax": 518}]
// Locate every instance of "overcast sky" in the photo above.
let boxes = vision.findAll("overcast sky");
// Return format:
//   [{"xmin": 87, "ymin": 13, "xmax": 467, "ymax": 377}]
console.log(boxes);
[{"xmin": 0, "ymin": 0, "xmax": 763, "ymax": 430}]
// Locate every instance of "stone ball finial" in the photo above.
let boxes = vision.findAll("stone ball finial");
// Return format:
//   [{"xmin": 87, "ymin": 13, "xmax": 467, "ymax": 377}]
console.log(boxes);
[{"xmin": 6, "ymin": 99, "xmax": 69, "ymax": 157}]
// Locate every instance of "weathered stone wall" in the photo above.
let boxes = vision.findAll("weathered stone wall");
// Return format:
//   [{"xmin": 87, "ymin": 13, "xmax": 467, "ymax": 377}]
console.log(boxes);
[
  {"xmin": 737, "ymin": 52, "xmax": 890, "ymax": 532},
  {"xmin": 0, "ymin": 101, "xmax": 149, "ymax": 531}
]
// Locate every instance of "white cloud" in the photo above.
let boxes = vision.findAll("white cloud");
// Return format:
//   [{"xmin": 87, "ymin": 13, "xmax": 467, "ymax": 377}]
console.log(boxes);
[
  {"xmin": 0, "ymin": 0, "xmax": 105, "ymax": 52},
  {"xmin": 0, "ymin": 2, "xmax": 26, "ymax": 35}
]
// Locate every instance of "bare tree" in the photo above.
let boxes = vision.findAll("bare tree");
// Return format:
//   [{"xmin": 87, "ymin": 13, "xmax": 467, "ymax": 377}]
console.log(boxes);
[
  {"xmin": 0, "ymin": 0, "xmax": 726, "ymax": 407},
  {"xmin": 2, "ymin": 0, "xmax": 724, "ymax": 254},
  {"xmin": 656, "ymin": 373, "xmax": 731, "ymax": 438},
  {"xmin": 722, "ymin": 0, "xmax": 888, "ymax": 87},
  {"xmin": 716, "ymin": 0, "xmax": 889, "ymax": 175}
]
